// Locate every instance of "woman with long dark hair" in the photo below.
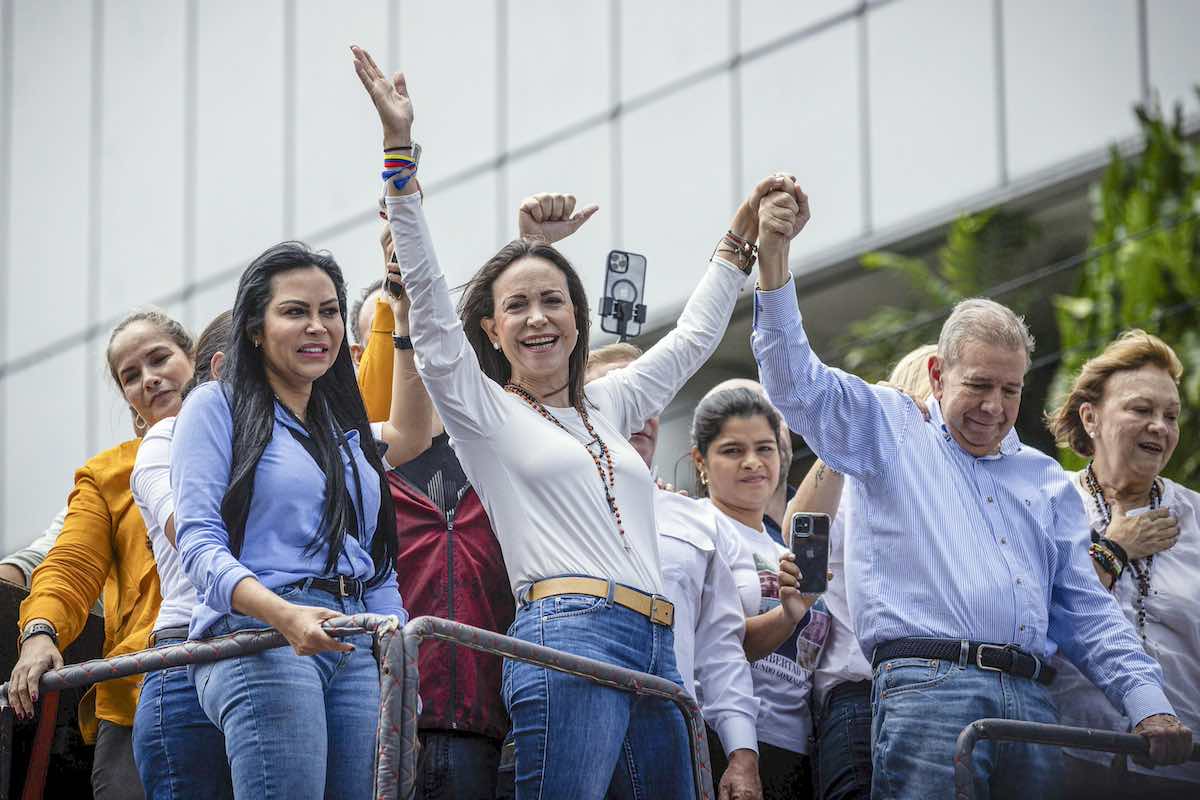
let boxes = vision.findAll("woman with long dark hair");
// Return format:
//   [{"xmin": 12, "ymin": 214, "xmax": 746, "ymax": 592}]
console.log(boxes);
[
  {"xmin": 170, "ymin": 242, "xmax": 406, "ymax": 799},
  {"xmin": 353, "ymin": 45, "xmax": 789, "ymax": 798}
]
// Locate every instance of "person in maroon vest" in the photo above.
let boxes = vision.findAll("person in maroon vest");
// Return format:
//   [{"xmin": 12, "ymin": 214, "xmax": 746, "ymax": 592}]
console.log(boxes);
[{"xmin": 360, "ymin": 209, "xmax": 547, "ymax": 798}]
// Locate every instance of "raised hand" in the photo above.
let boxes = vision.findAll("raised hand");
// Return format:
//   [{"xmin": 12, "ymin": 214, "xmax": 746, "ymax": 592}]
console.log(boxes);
[
  {"xmin": 728, "ymin": 174, "xmax": 793, "ymax": 242},
  {"xmin": 518, "ymin": 193, "xmax": 599, "ymax": 244},
  {"xmin": 351, "ymin": 45, "xmax": 413, "ymax": 147}
]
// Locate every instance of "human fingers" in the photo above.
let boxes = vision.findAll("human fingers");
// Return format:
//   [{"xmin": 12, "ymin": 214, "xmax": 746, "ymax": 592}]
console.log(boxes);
[
  {"xmin": 550, "ymin": 194, "xmax": 565, "ymax": 220},
  {"xmin": 8, "ymin": 663, "xmax": 30, "ymax": 718},
  {"xmin": 392, "ymin": 71, "xmax": 408, "ymax": 99},
  {"xmin": 520, "ymin": 196, "xmax": 544, "ymax": 223},
  {"xmin": 563, "ymin": 194, "xmax": 576, "ymax": 219},
  {"xmin": 566, "ymin": 204, "xmax": 599, "ymax": 233},
  {"xmin": 746, "ymin": 174, "xmax": 787, "ymax": 209},
  {"xmin": 533, "ymin": 193, "xmax": 553, "ymax": 222},
  {"xmin": 1142, "ymin": 508, "xmax": 1170, "ymax": 520}
]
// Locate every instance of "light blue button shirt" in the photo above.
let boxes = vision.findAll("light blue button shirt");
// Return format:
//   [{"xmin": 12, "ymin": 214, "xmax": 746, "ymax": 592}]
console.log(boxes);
[
  {"xmin": 751, "ymin": 276, "xmax": 1172, "ymax": 726},
  {"xmin": 172, "ymin": 381, "xmax": 407, "ymax": 638}
]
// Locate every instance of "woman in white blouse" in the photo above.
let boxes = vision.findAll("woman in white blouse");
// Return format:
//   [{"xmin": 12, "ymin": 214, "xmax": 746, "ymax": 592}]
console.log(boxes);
[
  {"xmin": 1047, "ymin": 330, "xmax": 1198, "ymax": 798},
  {"xmin": 353, "ymin": 46, "xmax": 794, "ymax": 798}
]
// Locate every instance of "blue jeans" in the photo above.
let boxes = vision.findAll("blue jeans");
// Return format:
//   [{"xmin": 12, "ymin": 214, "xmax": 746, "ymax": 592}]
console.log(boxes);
[
  {"xmin": 192, "ymin": 585, "xmax": 379, "ymax": 800},
  {"xmin": 132, "ymin": 636, "xmax": 232, "ymax": 800},
  {"xmin": 871, "ymin": 657, "xmax": 1063, "ymax": 800},
  {"xmin": 416, "ymin": 730, "xmax": 501, "ymax": 799},
  {"xmin": 814, "ymin": 681, "xmax": 872, "ymax": 800},
  {"xmin": 502, "ymin": 593, "xmax": 695, "ymax": 800}
]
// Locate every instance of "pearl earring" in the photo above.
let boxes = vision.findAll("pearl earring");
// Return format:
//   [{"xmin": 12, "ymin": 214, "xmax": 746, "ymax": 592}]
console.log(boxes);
[{"xmin": 492, "ymin": 341, "xmax": 500, "ymax": 351}]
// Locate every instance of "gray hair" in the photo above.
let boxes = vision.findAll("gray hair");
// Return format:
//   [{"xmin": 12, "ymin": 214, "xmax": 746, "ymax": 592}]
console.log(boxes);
[{"xmin": 938, "ymin": 298, "xmax": 1034, "ymax": 369}]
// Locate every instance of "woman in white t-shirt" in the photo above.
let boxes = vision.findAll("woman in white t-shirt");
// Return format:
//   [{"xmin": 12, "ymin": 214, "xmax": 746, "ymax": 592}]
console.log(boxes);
[
  {"xmin": 353, "ymin": 46, "xmax": 804, "ymax": 798},
  {"xmin": 688, "ymin": 385, "xmax": 820, "ymax": 799},
  {"xmin": 1046, "ymin": 330, "xmax": 1199, "ymax": 797}
]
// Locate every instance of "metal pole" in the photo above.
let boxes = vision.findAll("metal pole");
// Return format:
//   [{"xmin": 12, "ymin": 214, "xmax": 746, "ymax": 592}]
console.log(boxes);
[{"xmin": 954, "ymin": 718, "xmax": 1200, "ymax": 800}]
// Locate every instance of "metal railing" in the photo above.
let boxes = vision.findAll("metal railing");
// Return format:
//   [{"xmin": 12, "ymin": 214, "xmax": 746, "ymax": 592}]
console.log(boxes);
[
  {"xmin": 397, "ymin": 616, "xmax": 713, "ymax": 799},
  {"xmin": 0, "ymin": 614, "xmax": 713, "ymax": 800},
  {"xmin": 954, "ymin": 718, "xmax": 1200, "ymax": 800}
]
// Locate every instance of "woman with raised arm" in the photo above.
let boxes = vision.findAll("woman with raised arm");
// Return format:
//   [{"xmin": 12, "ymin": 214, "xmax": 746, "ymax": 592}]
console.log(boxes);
[
  {"xmin": 352, "ymin": 45, "xmax": 785, "ymax": 799},
  {"xmin": 10, "ymin": 309, "xmax": 196, "ymax": 800},
  {"xmin": 1046, "ymin": 330, "xmax": 1199, "ymax": 798},
  {"xmin": 170, "ymin": 242, "xmax": 406, "ymax": 799}
]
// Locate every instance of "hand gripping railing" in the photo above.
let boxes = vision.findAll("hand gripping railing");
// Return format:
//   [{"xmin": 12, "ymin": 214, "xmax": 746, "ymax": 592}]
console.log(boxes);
[
  {"xmin": 954, "ymin": 718, "xmax": 1200, "ymax": 800},
  {"xmin": 0, "ymin": 614, "xmax": 406, "ymax": 800},
  {"xmin": 397, "ymin": 616, "xmax": 714, "ymax": 800}
]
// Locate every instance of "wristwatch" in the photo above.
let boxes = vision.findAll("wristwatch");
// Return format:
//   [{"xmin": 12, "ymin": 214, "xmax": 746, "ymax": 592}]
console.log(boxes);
[
  {"xmin": 393, "ymin": 334, "xmax": 413, "ymax": 350},
  {"xmin": 20, "ymin": 621, "xmax": 58, "ymax": 649}
]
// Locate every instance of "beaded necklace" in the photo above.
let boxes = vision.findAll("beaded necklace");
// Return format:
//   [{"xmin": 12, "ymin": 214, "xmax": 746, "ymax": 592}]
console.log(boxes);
[
  {"xmin": 1083, "ymin": 461, "xmax": 1162, "ymax": 639},
  {"xmin": 504, "ymin": 383, "xmax": 630, "ymax": 551}
]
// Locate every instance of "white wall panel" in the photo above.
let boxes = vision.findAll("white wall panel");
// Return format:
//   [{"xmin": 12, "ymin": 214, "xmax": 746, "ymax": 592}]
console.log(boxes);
[
  {"xmin": 740, "ymin": 0, "xmax": 856, "ymax": 52},
  {"xmin": 398, "ymin": 1, "xmax": 499, "ymax": 187},
  {"xmin": 1146, "ymin": 0, "xmax": 1200, "ymax": 117},
  {"xmin": 741, "ymin": 22, "xmax": 862, "ymax": 261},
  {"xmin": 98, "ymin": 0, "xmax": 186, "ymax": 323},
  {"xmin": 420, "ymin": 171, "xmax": 501, "ymax": 294},
  {"xmin": 869, "ymin": 0, "xmax": 999, "ymax": 229},
  {"xmin": 7, "ymin": 0, "xmax": 91, "ymax": 361},
  {"xmin": 294, "ymin": 0, "xmax": 389, "ymax": 236},
  {"xmin": 622, "ymin": 75, "xmax": 737, "ymax": 330},
  {"xmin": 3, "ymin": 346, "xmax": 87, "ymax": 554},
  {"xmin": 194, "ymin": 1, "xmax": 285, "ymax": 282},
  {"xmin": 620, "ymin": 0, "xmax": 727, "ymax": 101},
  {"xmin": 503, "ymin": 124, "xmax": 613, "ymax": 335},
  {"xmin": 191, "ymin": 278, "xmax": 240, "ymax": 341},
  {"xmin": 1004, "ymin": 0, "xmax": 1140, "ymax": 178},
  {"xmin": 507, "ymin": 0, "xmax": 609, "ymax": 152},
  {"xmin": 308, "ymin": 215, "xmax": 390, "ymax": 309}
]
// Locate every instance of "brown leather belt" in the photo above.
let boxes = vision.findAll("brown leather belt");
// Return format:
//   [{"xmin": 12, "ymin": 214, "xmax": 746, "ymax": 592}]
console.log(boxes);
[{"xmin": 528, "ymin": 577, "xmax": 675, "ymax": 627}]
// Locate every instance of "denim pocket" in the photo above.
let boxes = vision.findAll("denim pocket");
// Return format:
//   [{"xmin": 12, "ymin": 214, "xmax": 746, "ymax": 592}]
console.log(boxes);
[
  {"xmin": 542, "ymin": 594, "xmax": 607, "ymax": 621},
  {"xmin": 878, "ymin": 657, "xmax": 956, "ymax": 699}
]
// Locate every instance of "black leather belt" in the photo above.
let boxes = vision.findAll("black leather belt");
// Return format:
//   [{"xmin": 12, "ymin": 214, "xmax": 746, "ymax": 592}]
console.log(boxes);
[
  {"xmin": 871, "ymin": 638, "xmax": 1056, "ymax": 686},
  {"xmin": 289, "ymin": 575, "xmax": 364, "ymax": 600}
]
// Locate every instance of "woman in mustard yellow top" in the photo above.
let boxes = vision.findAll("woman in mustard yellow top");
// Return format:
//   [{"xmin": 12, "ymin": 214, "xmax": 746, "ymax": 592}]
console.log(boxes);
[{"xmin": 10, "ymin": 309, "xmax": 195, "ymax": 800}]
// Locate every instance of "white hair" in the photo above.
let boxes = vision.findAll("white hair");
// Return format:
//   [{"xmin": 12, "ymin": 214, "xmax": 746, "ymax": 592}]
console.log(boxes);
[{"xmin": 938, "ymin": 298, "xmax": 1034, "ymax": 369}]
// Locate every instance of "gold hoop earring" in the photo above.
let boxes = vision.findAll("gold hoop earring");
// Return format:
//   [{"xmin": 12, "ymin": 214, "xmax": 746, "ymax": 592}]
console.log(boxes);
[{"xmin": 699, "ymin": 470, "xmax": 709, "ymax": 486}]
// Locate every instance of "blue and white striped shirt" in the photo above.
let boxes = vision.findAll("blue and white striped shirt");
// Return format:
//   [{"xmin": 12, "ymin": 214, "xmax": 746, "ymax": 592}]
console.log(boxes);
[{"xmin": 751, "ymin": 277, "xmax": 1172, "ymax": 726}]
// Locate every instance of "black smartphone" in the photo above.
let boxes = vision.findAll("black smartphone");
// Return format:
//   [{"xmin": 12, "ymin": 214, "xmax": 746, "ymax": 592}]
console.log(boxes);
[
  {"xmin": 600, "ymin": 249, "xmax": 647, "ymax": 338},
  {"xmin": 788, "ymin": 512, "xmax": 830, "ymax": 594}
]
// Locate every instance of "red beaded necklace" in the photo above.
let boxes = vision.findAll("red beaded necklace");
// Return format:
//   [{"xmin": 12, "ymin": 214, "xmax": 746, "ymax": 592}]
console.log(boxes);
[{"xmin": 504, "ymin": 382, "xmax": 630, "ymax": 551}]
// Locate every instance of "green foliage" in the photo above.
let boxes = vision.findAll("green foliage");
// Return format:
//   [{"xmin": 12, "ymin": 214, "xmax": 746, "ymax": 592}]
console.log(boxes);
[
  {"xmin": 837, "ymin": 209, "xmax": 1042, "ymax": 382},
  {"xmin": 1049, "ymin": 95, "xmax": 1200, "ymax": 486}
]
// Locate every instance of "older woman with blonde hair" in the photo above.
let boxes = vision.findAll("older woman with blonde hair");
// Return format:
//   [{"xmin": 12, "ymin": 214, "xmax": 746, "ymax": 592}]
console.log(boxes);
[{"xmin": 1047, "ymin": 329, "xmax": 1198, "ymax": 798}]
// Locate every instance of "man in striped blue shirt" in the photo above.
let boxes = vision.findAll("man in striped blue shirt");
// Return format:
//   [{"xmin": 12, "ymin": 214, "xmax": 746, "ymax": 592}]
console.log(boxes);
[{"xmin": 748, "ymin": 181, "xmax": 1192, "ymax": 799}]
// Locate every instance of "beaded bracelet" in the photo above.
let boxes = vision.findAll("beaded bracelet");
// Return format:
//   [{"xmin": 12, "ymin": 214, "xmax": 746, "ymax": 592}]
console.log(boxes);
[
  {"xmin": 381, "ymin": 143, "xmax": 421, "ymax": 191},
  {"xmin": 1099, "ymin": 536, "xmax": 1130, "ymax": 571},
  {"xmin": 713, "ymin": 230, "xmax": 757, "ymax": 275},
  {"xmin": 1089, "ymin": 541, "xmax": 1123, "ymax": 582}
]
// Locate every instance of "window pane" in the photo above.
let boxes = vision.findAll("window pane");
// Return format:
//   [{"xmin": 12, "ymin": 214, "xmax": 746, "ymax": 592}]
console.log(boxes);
[
  {"xmin": 868, "ymin": 0, "xmax": 999, "ymax": 229},
  {"xmin": 620, "ymin": 0, "xmax": 728, "ymax": 101},
  {"xmin": 741, "ymin": 22, "xmax": 863, "ymax": 261},
  {"xmin": 1004, "ymin": 0, "xmax": 1140, "ymax": 178},
  {"xmin": 740, "ymin": 0, "xmax": 857, "ymax": 53},
  {"xmin": 1147, "ymin": 0, "xmax": 1200, "ymax": 117}
]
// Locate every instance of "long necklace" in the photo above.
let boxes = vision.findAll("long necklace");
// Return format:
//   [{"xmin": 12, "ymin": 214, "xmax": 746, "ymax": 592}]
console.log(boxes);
[
  {"xmin": 504, "ymin": 383, "xmax": 630, "ymax": 551},
  {"xmin": 1084, "ymin": 462, "xmax": 1162, "ymax": 639}
]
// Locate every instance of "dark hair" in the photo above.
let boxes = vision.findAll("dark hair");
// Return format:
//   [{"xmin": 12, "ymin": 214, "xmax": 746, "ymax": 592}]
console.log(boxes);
[
  {"xmin": 219, "ymin": 241, "xmax": 395, "ymax": 583},
  {"xmin": 350, "ymin": 278, "xmax": 385, "ymax": 345},
  {"xmin": 458, "ymin": 239, "xmax": 591, "ymax": 410},
  {"xmin": 691, "ymin": 387, "xmax": 784, "ymax": 496},
  {"xmin": 106, "ymin": 308, "xmax": 194, "ymax": 385},
  {"xmin": 182, "ymin": 310, "xmax": 234, "ymax": 399}
]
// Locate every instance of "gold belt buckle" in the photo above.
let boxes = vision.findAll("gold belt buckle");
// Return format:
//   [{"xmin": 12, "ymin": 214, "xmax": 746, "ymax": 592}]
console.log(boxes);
[{"xmin": 649, "ymin": 596, "xmax": 673, "ymax": 627}]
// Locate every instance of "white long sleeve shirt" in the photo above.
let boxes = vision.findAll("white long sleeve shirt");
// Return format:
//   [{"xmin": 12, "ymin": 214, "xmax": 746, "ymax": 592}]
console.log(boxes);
[
  {"xmin": 130, "ymin": 417, "xmax": 198, "ymax": 633},
  {"xmin": 654, "ymin": 490, "xmax": 759, "ymax": 756},
  {"xmin": 812, "ymin": 509, "xmax": 873, "ymax": 705},
  {"xmin": 1051, "ymin": 474, "xmax": 1200, "ymax": 784},
  {"xmin": 386, "ymin": 193, "xmax": 745, "ymax": 599}
]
